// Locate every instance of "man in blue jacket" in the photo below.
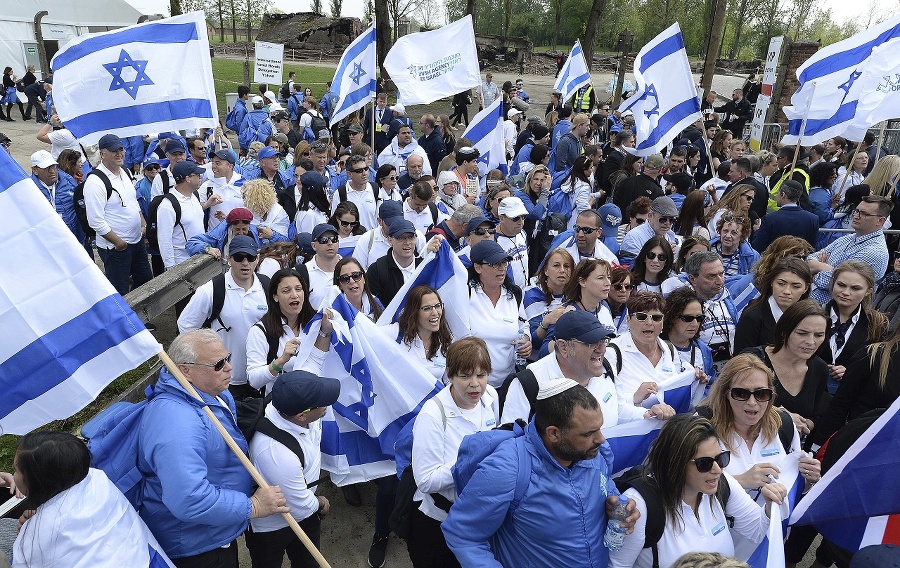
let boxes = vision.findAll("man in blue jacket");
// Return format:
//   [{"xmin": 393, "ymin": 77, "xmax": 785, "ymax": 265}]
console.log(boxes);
[
  {"xmin": 751, "ymin": 180, "xmax": 820, "ymax": 251},
  {"xmin": 138, "ymin": 329, "xmax": 289, "ymax": 566},
  {"xmin": 443, "ymin": 379, "xmax": 637, "ymax": 568},
  {"xmin": 30, "ymin": 150, "xmax": 83, "ymax": 244}
]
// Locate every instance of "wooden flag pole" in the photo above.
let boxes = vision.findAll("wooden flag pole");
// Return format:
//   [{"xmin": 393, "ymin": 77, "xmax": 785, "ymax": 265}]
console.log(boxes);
[
  {"xmin": 834, "ymin": 140, "xmax": 863, "ymax": 204},
  {"xmin": 158, "ymin": 350, "xmax": 333, "ymax": 568},
  {"xmin": 700, "ymin": 125, "xmax": 719, "ymax": 204},
  {"xmin": 788, "ymin": 82, "xmax": 816, "ymax": 175}
]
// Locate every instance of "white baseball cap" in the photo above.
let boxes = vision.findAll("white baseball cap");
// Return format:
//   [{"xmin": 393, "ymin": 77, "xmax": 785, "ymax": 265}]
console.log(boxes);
[
  {"xmin": 499, "ymin": 196, "xmax": 528, "ymax": 218},
  {"xmin": 31, "ymin": 150, "xmax": 56, "ymax": 169},
  {"xmin": 508, "ymin": 108, "xmax": 522, "ymax": 118}
]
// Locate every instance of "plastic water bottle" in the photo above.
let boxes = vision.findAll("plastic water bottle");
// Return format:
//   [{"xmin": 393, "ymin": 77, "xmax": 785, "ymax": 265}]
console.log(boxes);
[
  {"xmin": 514, "ymin": 329, "xmax": 528, "ymax": 367},
  {"xmin": 604, "ymin": 498, "xmax": 630, "ymax": 550}
]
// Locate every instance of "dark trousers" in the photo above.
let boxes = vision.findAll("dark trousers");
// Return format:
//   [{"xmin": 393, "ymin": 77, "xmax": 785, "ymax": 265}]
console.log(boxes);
[
  {"xmin": 449, "ymin": 105, "xmax": 468, "ymax": 126},
  {"xmin": 97, "ymin": 240, "xmax": 153, "ymax": 296},
  {"xmin": 374, "ymin": 474, "xmax": 399, "ymax": 536},
  {"xmin": 407, "ymin": 508, "xmax": 460, "ymax": 568},
  {"xmin": 172, "ymin": 541, "xmax": 238, "ymax": 568},
  {"xmin": 245, "ymin": 515, "xmax": 322, "ymax": 568},
  {"xmin": 24, "ymin": 95, "xmax": 44, "ymax": 121}
]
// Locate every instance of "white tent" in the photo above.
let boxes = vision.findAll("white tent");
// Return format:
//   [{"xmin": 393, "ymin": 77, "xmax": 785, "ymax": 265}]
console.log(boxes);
[{"xmin": 0, "ymin": 0, "xmax": 147, "ymax": 77}]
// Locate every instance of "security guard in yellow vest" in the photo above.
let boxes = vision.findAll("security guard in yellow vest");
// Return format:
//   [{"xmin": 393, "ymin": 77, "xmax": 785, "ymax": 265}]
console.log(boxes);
[{"xmin": 576, "ymin": 86, "xmax": 595, "ymax": 114}]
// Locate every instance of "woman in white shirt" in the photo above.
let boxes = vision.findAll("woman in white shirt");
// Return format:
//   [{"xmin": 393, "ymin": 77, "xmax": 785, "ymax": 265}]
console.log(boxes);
[
  {"xmin": 559, "ymin": 155, "xmax": 602, "ymax": 229},
  {"xmin": 246, "ymin": 268, "xmax": 333, "ymax": 393},
  {"xmin": 632, "ymin": 237, "xmax": 674, "ymax": 294},
  {"xmin": 293, "ymin": 171, "xmax": 331, "ymax": 236},
  {"xmin": 467, "ymin": 240, "xmax": 532, "ymax": 386},
  {"xmin": 609, "ymin": 414, "xmax": 786, "ymax": 568},
  {"xmin": 383, "ymin": 285, "xmax": 453, "ymax": 382},
  {"xmin": 408, "ymin": 336, "xmax": 499, "ymax": 567},
  {"xmin": 333, "ymin": 257, "xmax": 384, "ymax": 322}
]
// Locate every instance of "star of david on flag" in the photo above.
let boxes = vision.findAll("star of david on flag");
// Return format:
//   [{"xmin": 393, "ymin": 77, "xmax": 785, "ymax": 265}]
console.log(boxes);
[
  {"xmin": 462, "ymin": 98, "xmax": 508, "ymax": 184},
  {"xmin": 553, "ymin": 40, "xmax": 592, "ymax": 103},
  {"xmin": 51, "ymin": 12, "xmax": 217, "ymax": 145},
  {"xmin": 330, "ymin": 25, "xmax": 377, "ymax": 125},
  {"xmin": 619, "ymin": 22, "xmax": 701, "ymax": 157}
]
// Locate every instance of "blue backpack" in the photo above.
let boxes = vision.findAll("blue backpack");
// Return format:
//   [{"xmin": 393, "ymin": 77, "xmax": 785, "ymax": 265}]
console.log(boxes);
[
  {"xmin": 550, "ymin": 166, "xmax": 571, "ymax": 192},
  {"xmin": 452, "ymin": 420, "xmax": 531, "ymax": 505},
  {"xmin": 224, "ymin": 101, "xmax": 242, "ymax": 132},
  {"xmin": 547, "ymin": 188, "xmax": 576, "ymax": 222}
]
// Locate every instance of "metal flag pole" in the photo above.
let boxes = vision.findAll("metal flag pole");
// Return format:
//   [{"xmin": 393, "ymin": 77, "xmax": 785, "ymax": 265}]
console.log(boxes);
[{"xmin": 788, "ymin": 81, "xmax": 816, "ymax": 175}]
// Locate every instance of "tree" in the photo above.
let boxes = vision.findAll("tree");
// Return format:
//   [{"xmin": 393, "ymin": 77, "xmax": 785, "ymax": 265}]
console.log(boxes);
[
  {"xmin": 330, "ymin": 0, "xmax": 343, "ymax": 16},
  {"xmin": 413, "ymin": 0, "xmax": 443, "ymax": 28},
  {"xmin": 467, "ymin": 0, "xmax": 478, "ymax": 28},
  {"xmin": 582, "ymin": 0, "xmax": 608, "ymax": 71},
  {"xmin": 727, "ymin": 0, "xmax": 754, "ymax": 58},
  {"xmin": 170, "ymin": 0, "xmax": 182, "ymax": 16},
  {"xmin": 374, "ymin": 0, "xmax": 391, "ymax": 79},
  {"xmin": 363, "ymin": 0, "xmax": 374, "ymax": 25},
  {"xmin": 551, "ymin": 0, "xmax": 564, "ymax": 50},
  {"xmin": 387, "ymin": 0, "xmax": 423, "ymax": 40}
]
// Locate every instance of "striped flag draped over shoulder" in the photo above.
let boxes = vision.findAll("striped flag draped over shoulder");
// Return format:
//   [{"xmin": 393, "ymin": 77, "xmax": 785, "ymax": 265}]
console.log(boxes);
[
  {"xmin": 0, "ymin": 150, "xmax": 159, "ymax": 435},
  {"xmin": 330, "ymin": 25, "xmax": 377, "ymax": 125},
  {"xmin": 462, "ymin": 99, "xmax": 508, "ymax": 180},
  {"xmin": 51, "ymin": 12, "xmax": 218, "ymax": 145},
  {"xmin": 554, "ymin": 41, "xmax": 591, "ymax": 103},
  {"xmin": 746, "ymin": 452, "xmax": 805, "ymax": 568}
]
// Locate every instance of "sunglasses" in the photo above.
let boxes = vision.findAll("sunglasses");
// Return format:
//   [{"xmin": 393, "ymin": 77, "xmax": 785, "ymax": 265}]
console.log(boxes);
[
  {"xmin": 184, "ymin": 353, "xmax": 232, "ymax": 372},
  {"xmin": 612, "ymin": 283, "xmax": 634, "ymax": 291},
  {"xmin": 692, "ymin": 450, "xmax": 731, "ymax": 473},
  {"xmin": 743, "ymin": 194, "xmax": 754, "ymax": 202},
  {"xmin": 420, "ymin": 302, "xmax": 444, "ymax": 312},
  {"xmin": 657, "ymin": 216, "xmax": 678, "ymax": 224},
  {"xmin": 677, "ymin": 314, "xmax": 705, "ymax": 323},
  {"xmin": 571, "ymin": 337, "xmax": 611, "ymax": 350},
  {"xmin": 231, "ymin": 253, "xmax": 257, "ymax": 263},
  {"xmin": 349, "ymin": 167, "xmax": 367, "ymax": 174},
  {"xmin": 645, "ymin": 251, "xmax": 668, "ymax": 262},
  {"xmin": 384, "ymin": 175, "xmax": 398, "ymax": 181},
  {"xmin": 723, "ymin": 215, "xmax": 746, "ymax": 224},
  {"xmin": 472, "ymin": 227, "xmax": 496, "ymax": 236},
  {"xmin": 573, "ymin": 225, "xmax": 599, "ymax": 235},
  {"xmin": 506, "ymin": 215, "xmax": 525, "ymax": 222},
  {"xmin": 144, "ymin": 164, "xmax": 161, "ymax": 171},
  {"xmin": 632, "ymin": 312, "xmax": 664, "ymax": 322},
  {"xmin": 317, "ymin": 235, "xmax": 340, "ymax": 244},
  {"xmin": 634, "ymin": 218, "xmax": 646, "ymax": 224},
  {"xmin": 729, "ymin": 387, "xmax": 774, "ymax": 402},
  {"xmin": 338, "ymin": 271, "xmax": 364, "ymax": 284},
  {"xmin": 339, "ymin": 220, "xmax": 360, "ymax": 228}
]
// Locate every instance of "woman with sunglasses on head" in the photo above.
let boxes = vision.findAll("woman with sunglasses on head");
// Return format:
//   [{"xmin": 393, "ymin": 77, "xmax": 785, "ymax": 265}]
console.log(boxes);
[
  {"xmin": 739, "ymin": 299, "xmax": 830, "ymax": 445},
  {"xmin": 382, "ymin": 284, "xmax": 453, "ymax": 381},
  {"xmin": 662, "ymin": 287, "xmax": 716, "ymax": 393},
  {"xmin": 526, "ymin": 249, "xmax": 576, "ymax": 354},
  {"xmin": 661, "ymin": 235, "xmax": 712, "ymax": 296},
  {"xmin": 376, "ymin": 163, "xmax": 403, "ymax": 202},
  {"xmin": 292, "ymin": 170, "xmax": 331, "ymax": 237},
  {"xmin": 334, "ymin": 257, "xmax": 383, "ymax": 321},
  {"xmin": 712, "ymin": 214, "xmax": 758, "ymax": 278},
  {"xmin": 328, "ymin": 201, "xmax": 366, "ymax": 257},
  {"xmin": 632, "ymin": 237, "xmax": 674, "ymax": 293},
  {"xmin": 733, "ymin": 258, "xmax": 811, "ymax": 354},
  {"xmin": 608, "ymin": 266, "xmax": 634, "ymax": 334},
  {"xmin": 559, "ymin": 155, "xmax": 602, "ymax": 229},
  {"xmin": 247, "ymin": 268, "xmax": 333, "ymax": 393},
  {"xmin": 706, "ymin": 184, "xmax": 756, "ymax": 241},
  {"xmin": 482, "ymin": 184, "xmax": 512, "ymax": 224},
  {"xmin": 609, "ymin": 414, "xmax": 783, "ymax": 568},
  {"xmin": 676, "ymin": 190, "xmax": 712, "ymax": 241}
]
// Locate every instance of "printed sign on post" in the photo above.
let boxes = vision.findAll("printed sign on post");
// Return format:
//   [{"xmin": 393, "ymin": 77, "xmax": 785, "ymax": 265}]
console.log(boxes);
[
  {"xmin": 749, "ymin": 94, "xmax": 771, "ymax": 151},
  {"xmin": 254, "ymin": 41, "xmax": 284, "ymax": 85}
]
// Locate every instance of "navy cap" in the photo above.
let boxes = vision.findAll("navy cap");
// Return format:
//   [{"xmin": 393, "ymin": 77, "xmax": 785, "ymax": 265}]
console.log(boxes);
[
  {"xmin": 165, "ymin": 139, "xmax": 186, "ymax": 154},
  {"xmin": 98, "ymin": 134, "xmax": 124, "ymax": 151},
  {"xmin": 378, "ymin": 200, "xmax": 403, "ymax": 220},
  {"xmin": 172, "ymin": 160, "xmax": 205, "ymax": 181},
  {"xmin": 295, "ymin": 232, "xmax": 315, "ymax": 255},
  {"xmin": 214, "ymin": 149, "xmax": 235, "ymax": 164},
  {"xmin": 311, "ymin": 223, "xmax": 338, "ymax": 241},
  {"xmin": 272, "ymin": 371, "xmax": 341, "ymax": 415},
  {"xmin": 465, "ymin": 216, "xmax": 492, "ymax": 236},
  {"xmin": 388, "ymin": 218, "xmax": 416, "ymax": 237},
  {"xmin": 470, "ymin": 240, "xmax": 512, "ymax": 264},
  {"xmin": 300, "ymin": 170, "xmax": 327, "ymax": 189},
  {"xmin": 228, "ymin": 235, "xmax": 258, "ymax": 257},
  {"xmin": 257, "ymin": 146, "xmax": 278, "ymax": 160},
  {"xmin": 554, "ymin": 310, "xmax": 616, "ymax": 343},
  {"xmin": 597, "ymin": 203, "xmax": 622, "ymax": 234}
]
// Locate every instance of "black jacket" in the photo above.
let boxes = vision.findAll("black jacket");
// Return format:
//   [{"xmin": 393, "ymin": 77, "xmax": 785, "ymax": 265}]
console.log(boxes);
[
  {"xmin": 715, "ymin": 97, "xmax": 753, "ymax": 136},
  {"xmin": 733, "ymin": 300, "xmax": 776, "ymax": 355},
  {"xmin": 367, "ymin": 249, "xmax": 423, "ymax": 306},
  {"xmin": 751, "ymin": 204, "xmax": 820, "ymax": 252},
  {"xmin": 612, "ymin": 173, "xmax": 663, "ymax": 212}
]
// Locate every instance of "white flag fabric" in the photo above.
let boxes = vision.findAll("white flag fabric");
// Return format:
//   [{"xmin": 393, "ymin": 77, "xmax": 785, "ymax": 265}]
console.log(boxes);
[
  {"xmin": 745, "ymin": 453, "xmax": 805, "ymax": 568},
  {"xmin": 782, "ymin": 14, "xmax": 900, "ymax": 145},
  {"xmin": 849, "ymin": 34, "xmax": 900, "ymax": 140},
  {"xmin": 330, "ymin": 25, "xmax": 377, "ymax": 125},
  {"xmin": 51, "ymin": 12, "xmax": 218, "ymax": 145},
  {"xmin": 0, "ymin": 150, "xmax": 160, "ymax": 435},
  {"xmin": 462, "ymin": 98, "xmax": 508, "ymax": 180},
  {"xmin": 619, "ymin": 23, "xmax": 701, "ymax": 157},
  {"xmin": 553, "ymin": 41, "xmax": 592, "ymax": 103},
  {"xmin": 384, "ymin": 16, "xmax": 481, "ymax": 106}
]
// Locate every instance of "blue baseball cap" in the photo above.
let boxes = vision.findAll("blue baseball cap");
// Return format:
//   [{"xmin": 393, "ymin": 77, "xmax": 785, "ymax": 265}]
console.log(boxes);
[
  {"xmin": 165, "ymin": 139, "xmax": 186, "ymax": 154},
  {"xmin": 228, "ymin": 235, "xmax": 258, "ymax": 257},
  {"xmin": 388, "ymin": 218, "xmax": 416, "ymax": 237},
  {"xmin": 272, "ymin": 371, "xmax": 341, "ymax": 415},
  {"xmin": 597, "ymin": 203, "xmax": 622, "ymax": 235},
  {"xmin": 300, "ymin": 170, "xmax": 327, "ymax": 189},
  {"xmin": 257, "ymin": 146, "xmax": 278, "ymax": 160},
  {"xmin": 213, "ymin": 149, "xmax": 235, "ymax": 164},
  {"xmin": 98, "ymin": 134, "xmax": 124, "ymax": 151},
  {"xmin": 465, "ymin": 216, "xmax": 493, "ymax": 236},
  {"xmin": 554, "ymin": 310, "xmax": 616, "ymax": 343},
  {"xmin": 378, "ymin": 200, "xmax": 403, "ymax": 220},
  {"xmin": 172, "ymin": 160, "xmax": 205, "ymax": 181},
  {"xmin": 470, "ymin": 240, "xmax": 512, "ymax": 264},
  {"xmin": 311, "ymin": 223, "xmax": 338, "ymax": 241},
  {"xmin": 295, "ymin": 232, "xmax": 314, "ymax": 255}
]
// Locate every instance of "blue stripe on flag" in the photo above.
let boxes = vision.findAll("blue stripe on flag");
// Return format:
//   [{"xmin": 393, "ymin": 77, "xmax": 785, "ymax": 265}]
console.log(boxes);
[
  {"xmin": 333, "ymin": 80, "xmax": 378, "ymax": 118},
  {"xmin": 607, "ymin": 428, "xmax": 661, "ymax": 475},
  {"xmin": 563, "ymin": 72, "xmax": 591, "ymax": 98},
  {"xmin": 799, "ymin": 23, "xmax": 900, "ymax": 83},
  {"xmin": 635, "ymin": 98, "xmax": 702, "ymax": 150},
  {"xmin": 0, "ymin": 161, "xmax": 27, "ymax": 192},
  {"xmin": 389, "ymin": 246, "xmax": 457, "ymax": 323},
  {"xmin": 0, "ymin": 295, "xmax": 147, "ymax": 419},
  {"xmin": 53, "ymin": 23, "xmax": 200, "ymax": 71},
  {"xmin": 64, "ymin": 99, "xmax": 214, "ymax": 139},
  {"xmin": 148, "ymin": 545, "xmax": 171, "ymax": 568},
  {"xmin": 466, "ymin": 104, "xmax": 501, "ymax": 142},
  {"xmin": 787, "ymin": 100, "xmax": 859, "ymax": 137},
  {"xmin": 638, "ymin": 32, "xmax": 685, "ymax": 74},
  {"xmin": 332, "ymin": 27, "xmax": 376, "ymax": 94}
]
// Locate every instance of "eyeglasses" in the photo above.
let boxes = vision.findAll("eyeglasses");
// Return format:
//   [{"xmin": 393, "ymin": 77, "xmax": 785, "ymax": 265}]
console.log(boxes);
[
  {"xmin": 349, "ymin": 167, "xmax": 367, "ymax": 174},
  {"xmin": 505, "ymin": 215, "xmax": 525, "ymax": 222},
  {"xmin": 573, "ymin": 225, "xmax": 599, "ymax": 235},
  {"xmin": 482, "ymin": 260, "xmax": 509, "ymax": 268},
  {"xmin": 645, "ymin": 251, "xmax": 668, "ymax": 262},
  {"xmin": 691, "ymin": 450, "xmax": 731, "ymax": 473},
  {"xmin": 183, "ymin": 353, "xmax": 232, "ymax": 372},
  {"xmin": 384, "ymin": 175, "xmax": 398, "ymax": 181},
  {"xmin": 420, "ymin": 302, "xmax": 444, "ymax": 312},
  {"xmin": 612, "ymin": 283, "xmax": 634, "ymax": 291},
  {"xmin": 722, "ymin": 215, "xmax": 746, "ymax": 224},
  {"xmin": 471, "ymin": 227, "xmax": 496, "ymax": 236},
  {"xmin": 231, "ymin": 253, "xmax": 257, "ymax": 263},
  {"xmin": 338, "ymin": 271, "xmax": 364, "ymax": 284},
  {"xmin": 632, "ymin": 312, "xmax": 664, "ymax": 322},
  {"xmin": 144, "ymin": 164, "xmax": 160, "ymax": 171},
  {"xmin": 634, "ymin": 218, "xmax": 646, "ymax": 225},
  {"xmin": 339, "ymin": 220, "xmax": 360, "ymax": 228},
  {"xmin": 852, "ymin": 209, "xmax": 882, "ymax": 218},
  {"xmin": 571, "ymin": 337, "xmax": 610, "ymax": 350},
  {"xmin": 677, "ymin": 314, "xmax": 705, "ymax": 323},
  {"xmin": 729, "ymin": 387, "xmax": 774, "ymax": 402},
  {"xmin": 657, "ymin": 216, "xmax": 677, "ymax": 224},
  {"xmin": 316, "ymin": 235, "xmax": 340, "ymax": 244}
]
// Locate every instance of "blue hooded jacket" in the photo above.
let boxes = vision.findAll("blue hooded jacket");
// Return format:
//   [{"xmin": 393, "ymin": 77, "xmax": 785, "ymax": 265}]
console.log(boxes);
[{"xmin": 239, "ymin": 110, "xmax": 274, "ymax": 150}]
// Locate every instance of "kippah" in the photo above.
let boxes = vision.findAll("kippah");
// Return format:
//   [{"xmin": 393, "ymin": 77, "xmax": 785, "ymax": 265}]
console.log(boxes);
[{"xmin": 536, "ymin": 378, "xmax": 579, "ymax": 400}]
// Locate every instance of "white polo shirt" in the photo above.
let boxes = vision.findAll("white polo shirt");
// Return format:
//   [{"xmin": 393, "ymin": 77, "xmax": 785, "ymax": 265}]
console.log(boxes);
[
  {"xmin": 156, "ymin": 189, "xmax": 206, "ymax": 269},
  {"xmin": 203, "ymin": 172, "xmax": 244, "ymax": 231},
  {"xmin": 306, "ymin": 256, "xmax": 340, "ymax": 310},
  {"xmin": 84, "ymin": 162, "xmax": 143, "ymax": 249}
]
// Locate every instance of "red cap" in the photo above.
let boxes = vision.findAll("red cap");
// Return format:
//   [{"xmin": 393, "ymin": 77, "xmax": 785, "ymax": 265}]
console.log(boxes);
[{"xmin": 226, "ymin": 207, "xmax": 253, "ymax": 224}]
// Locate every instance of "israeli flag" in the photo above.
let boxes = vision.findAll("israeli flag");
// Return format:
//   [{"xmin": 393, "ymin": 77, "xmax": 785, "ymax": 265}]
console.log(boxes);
[
  {"xmin": 378, "ymin": 240, "xmax": 471, "ymax": 339},
  {"xmin": 330, "ymin": 25, "xmax": 377, "ymax": 125},
  {"xmin": 789, "ymin": 395, "xmax": 900, "ymax": 552},
  {"xmin": 51, "ymin": 12, "xmax": 217, "ymax": 145},
  {"xmin": 641, "ymin": 369, "xmax": 702, "ymax": 414},
  {"xmin": 604, "ymin": 418, "xmax": 663, "ymax": 477},
  {"xmin": 0, "ymin": 149, "xmax": 160, "ymax": 435},
  {"xmin": 462, "ymin": 98, "xmax": 509, "ymax": 181},
  {"xmin": 619, "ymin": 23, "xmax": 701, "ymax": 157},
  {"xmin": 298, "ymin": 292, "xmax": 443, "ymax": 485},
  {"xmin": 848, "ymin": 19, "xmax": 900, "ymax": 141},
  {"xmin": 746, "ymin": 453, "xmax": 805, "ymax": 568},
  {"xmin": 782, "ymin": 14, "xmax": 900, "ymax": 145},
  {"xmin": 554, "ymin": 40, "xmax": 592, "ymax": 103}
]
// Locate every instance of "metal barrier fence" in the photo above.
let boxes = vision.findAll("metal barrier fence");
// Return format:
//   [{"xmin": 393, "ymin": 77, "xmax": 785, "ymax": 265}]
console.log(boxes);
[{"xmin": 818, "ymin": 228, "xmax": 900, "ymax": 235}]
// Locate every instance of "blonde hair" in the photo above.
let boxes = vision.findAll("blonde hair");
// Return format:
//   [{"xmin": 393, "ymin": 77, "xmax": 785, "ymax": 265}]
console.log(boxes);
[
  {"xmin": 242, "ymin": 179, "xmax": 276, "ymax": 217},
  {"xmin": 863, "ymin": 155, "xmax": 900, "ymax": 198},
  {"xmin": 571, "ymin": 113, "xmax": 590, "ymax": 127},
  {"xmin": 671, "ymin": 552, "xmax": 749, "ymax": 568}
]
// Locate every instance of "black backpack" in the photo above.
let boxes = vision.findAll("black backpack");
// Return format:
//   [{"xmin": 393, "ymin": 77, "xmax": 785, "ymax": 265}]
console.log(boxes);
[
  {"xmin": 530, "ymin": 213, "xmax": 568, "ymax": 274},
  {"xmin": 614, "ymin": 465, "xmax": 733, "ymax": 568},
  {"xmin": 252, "ymin": 320, "xmax": 282, "ymax": 365},
  {"xmin": 145, "ymin": 191, "xmax": 201, "ymax": 253},
  {"xmin": 310, "ymin": 114, "xmax": 328, "ymax": 137},
  {"xmin": 336, "ymin": 183, "xmax": 381, "ymax": 210},
  {"xmin": 73, "ymin": 170, "xmax": 123, "ymax": 238},
  {"xmin": 496, "ymin": 360, "xmax": 615, "ymax": 418},
  {"xmin": 202, "ymin": 272, "xmax": 271, "ymax": 331},
  {"xmin": 280, "ymin": 80, "xmax": 291, "ymax": 100}
]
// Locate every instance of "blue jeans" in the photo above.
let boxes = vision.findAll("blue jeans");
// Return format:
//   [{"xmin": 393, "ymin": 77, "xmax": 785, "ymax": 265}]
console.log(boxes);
[{"xmin": 98, "ymin": 240, "xmax": 153, "ymax": 296}]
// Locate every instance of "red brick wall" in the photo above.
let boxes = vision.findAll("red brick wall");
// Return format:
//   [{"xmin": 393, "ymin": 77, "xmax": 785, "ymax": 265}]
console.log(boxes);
[{"xmin": 774, "ymin": 40, "xmax": 819, "ymax": 124}]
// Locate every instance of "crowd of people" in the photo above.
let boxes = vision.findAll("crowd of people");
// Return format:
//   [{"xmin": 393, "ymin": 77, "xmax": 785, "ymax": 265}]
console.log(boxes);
[{"xmin": 4, "ymin": 63, "xmax": 900, "ymax": 568}]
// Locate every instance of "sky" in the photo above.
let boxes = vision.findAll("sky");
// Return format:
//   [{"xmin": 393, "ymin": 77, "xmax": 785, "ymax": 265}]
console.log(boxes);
[{"xmin": 125, "ymin": 0, "xmax": 861, "ymax": 30}]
